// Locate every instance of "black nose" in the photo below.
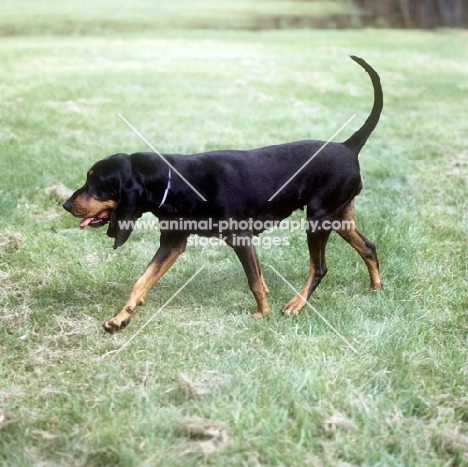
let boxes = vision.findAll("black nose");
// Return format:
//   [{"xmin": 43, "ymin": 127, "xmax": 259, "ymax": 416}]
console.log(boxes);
[{"xmin": 63, "ymin": 199, "xmax": 73, "ymax": 212}]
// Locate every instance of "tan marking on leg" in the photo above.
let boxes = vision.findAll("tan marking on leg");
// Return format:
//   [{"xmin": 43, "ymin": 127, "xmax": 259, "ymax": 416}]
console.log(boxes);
[
  {"xmin": 282, "ymin": 231, "xmax": 330, "ymax": 316},
  {"xmin": 251, "ymin": 275, "xmax": 271, "ymax": 320},
  {"xmin": 335, "ymin": 202, "xmax": 381, "ymax": 290},
  {"xmin": 261, "ymin": 274, "xmax": 270, "ymax": 295},
  {"xmin": 282, "ymin": 278, "xmax": 314, "ymax": 316},
  {"xmin": 103, "ymin": 239, "xmax": 186, "ymax": 333},
  {"xmin": 228, "ymin": 236, "xmax": 271, "ymax": 319},
  {"xmin": 282, "ymin": 257, "xmax": 320, "ymax": 316}
]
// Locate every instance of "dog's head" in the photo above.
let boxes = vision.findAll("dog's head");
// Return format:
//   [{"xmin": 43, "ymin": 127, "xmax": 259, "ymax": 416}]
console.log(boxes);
[{"xmin": 63, "ymin": 153, "xmax": 143, "ymax": 249}]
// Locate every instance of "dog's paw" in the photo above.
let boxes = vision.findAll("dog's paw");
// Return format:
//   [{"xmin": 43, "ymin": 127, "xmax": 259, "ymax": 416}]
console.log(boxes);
[
  {"xmin": 282, "ymin": 295, "xmax": 307, "ymax": 316},
  {"xmin": 281, "ymin": 306, "xmax": 301, "ymax": 317},
  {"xmin": 252, "ymin": 306, "xmax": 271, "ymax": 320},
  {"xmin": 102, "ymin": 315, "xmax": 131, "ymax": 333}
]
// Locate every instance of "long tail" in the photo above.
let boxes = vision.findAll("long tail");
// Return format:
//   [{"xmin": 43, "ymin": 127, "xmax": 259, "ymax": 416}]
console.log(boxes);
[{"xmin": 343, "ymin": 56, "xmax": 383, "ymax": 153}]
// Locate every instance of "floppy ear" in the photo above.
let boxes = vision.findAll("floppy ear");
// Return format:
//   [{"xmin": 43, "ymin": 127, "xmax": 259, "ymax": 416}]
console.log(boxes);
[{"xmin": 107, "ymin": 182, "xmax": 143, "ymax": 249}]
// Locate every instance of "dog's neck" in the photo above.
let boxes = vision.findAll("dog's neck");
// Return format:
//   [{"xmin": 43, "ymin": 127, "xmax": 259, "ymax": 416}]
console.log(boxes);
[{"xmin": 158, "ymin": 169, "xmax": 172, "ymax": 208}]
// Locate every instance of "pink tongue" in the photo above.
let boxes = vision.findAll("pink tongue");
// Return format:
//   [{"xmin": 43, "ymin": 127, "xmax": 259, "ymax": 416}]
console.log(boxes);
[{"xmin": 79, "ymin": 218, "xmax": 93, "ymax": 229}]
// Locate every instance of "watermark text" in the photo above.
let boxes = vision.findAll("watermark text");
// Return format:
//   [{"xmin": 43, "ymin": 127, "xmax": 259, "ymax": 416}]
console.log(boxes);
[{"xmin": 118, "ymin": 217, "xmax": 355, "ymax": 234}]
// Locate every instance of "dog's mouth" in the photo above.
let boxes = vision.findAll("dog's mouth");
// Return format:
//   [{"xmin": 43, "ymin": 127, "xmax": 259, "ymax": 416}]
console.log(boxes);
[{"xmin": 79, "ymin": 210, "xmax": 112, "ymax": 229}]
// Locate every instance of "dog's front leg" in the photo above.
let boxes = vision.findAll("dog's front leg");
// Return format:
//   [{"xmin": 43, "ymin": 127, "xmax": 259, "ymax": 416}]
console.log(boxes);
[
  {"xmin": 103, "ymin": 232, "xmax": 188, "ymax": 333},
  {"xmin": 227, "ymin": 234, "xmax": 271, "ymax": 319}
]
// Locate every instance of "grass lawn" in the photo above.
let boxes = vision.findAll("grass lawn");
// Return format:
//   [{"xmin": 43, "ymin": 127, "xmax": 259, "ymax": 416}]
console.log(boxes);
[{"xmin": 1, "ymin": 1, "xmax": 468, "ymax": 465}]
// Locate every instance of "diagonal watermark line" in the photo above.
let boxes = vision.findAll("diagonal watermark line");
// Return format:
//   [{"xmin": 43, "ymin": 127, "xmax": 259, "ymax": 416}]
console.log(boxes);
[
  {"xmin": 118, "ymin": 113, "xmax": 207, "ymax": 201},
  {"xmin": 267, "ymin": 265, "xmax": 358, "ymax": 353},
  {"xmin": 268, "ymin": 114, "xmax": 356, "ymax": 201},
  {"xmin": 101, "ymin": 265, "xmax": 206, "ymax": 358}
]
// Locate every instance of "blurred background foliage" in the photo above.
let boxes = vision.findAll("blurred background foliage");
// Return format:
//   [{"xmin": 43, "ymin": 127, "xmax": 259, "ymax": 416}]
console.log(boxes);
[{"xmin": 350, "ymin": 0, "xmax": 467, "ymax": 28}]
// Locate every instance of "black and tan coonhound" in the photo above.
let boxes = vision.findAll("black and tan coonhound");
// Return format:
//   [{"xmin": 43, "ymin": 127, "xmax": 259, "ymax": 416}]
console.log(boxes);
[{"xmin": 63, "ymin": 56, "xmax": 383, "ymax": 333}]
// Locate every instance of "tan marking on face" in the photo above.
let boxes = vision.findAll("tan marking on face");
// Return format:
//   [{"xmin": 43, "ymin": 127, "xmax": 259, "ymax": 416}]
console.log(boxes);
[
  {"xmin": 71, "ymin": 193, "xmax": 117, "ymax": 218},
  {"xmin": 87, "ymin": 170, "xmax": 94, "ymax": 176}
]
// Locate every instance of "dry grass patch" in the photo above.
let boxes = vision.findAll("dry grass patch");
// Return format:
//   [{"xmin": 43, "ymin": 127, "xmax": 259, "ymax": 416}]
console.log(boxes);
[
  {"xmin": 0, "ymin": 387, "xmax": 20, "ymax": 431},
  {"xmin": 43, "ymin": 184, "xmax": 73, "ymax": 203},
  {"xmin": 0, "ymin": 270, "xmax": 31, "ymax": 325},
  {"xmin": 322, "ymin": 412, "xmax": 358, "ymax": 436},
  {"xmin": 26, "ymin": 315, "xmax": 97, "ymax": 365},
  {"xmin": 440, "ymin": 428, "xmax": 468, "ymax": 454},
  {"xmin": 175, "ymin": 416, "xmax": 231, "ymax": 457},
  {"xmin": 177, "ymin": 372, "xmax": 208, "ymax": 399},
  {"xmin": 0, "ymin": 232, "xmax": 24, "ymax": 255}
]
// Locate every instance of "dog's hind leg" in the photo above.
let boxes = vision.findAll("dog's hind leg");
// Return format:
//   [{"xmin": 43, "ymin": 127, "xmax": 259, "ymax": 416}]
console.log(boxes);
[
  {"xmin": 282, "ymin": 230, "xmax": 331, "ymax": 316},
  {"xmin": 227, "ymin": 233, "xmax": 271, "ymax": 319},
  {"xmin": 335, "ymin": 202, "xmax": 381, "ymax": 291}
]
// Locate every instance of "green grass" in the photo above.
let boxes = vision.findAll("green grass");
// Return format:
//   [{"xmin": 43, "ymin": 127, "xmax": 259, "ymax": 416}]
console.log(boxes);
[{"xmin": 1, "ymin": 2, "xmax": 468, "ymax": 465}]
